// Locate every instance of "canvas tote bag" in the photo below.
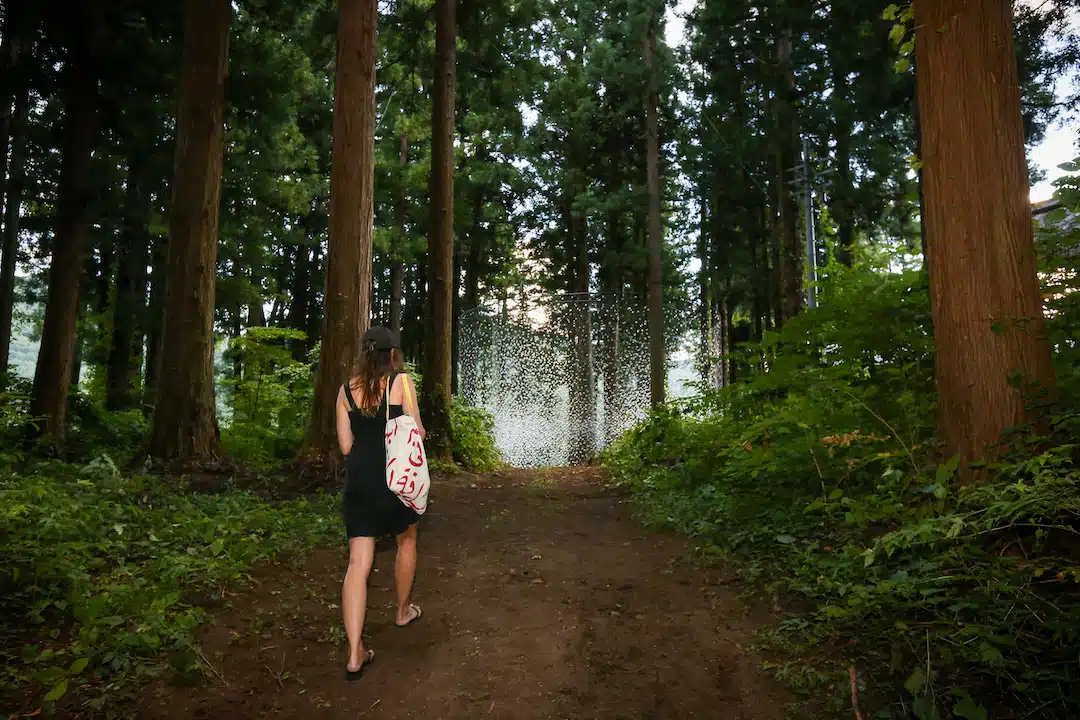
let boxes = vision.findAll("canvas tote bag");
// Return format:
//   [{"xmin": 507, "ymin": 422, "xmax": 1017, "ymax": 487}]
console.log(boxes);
[{"xmin": 384, "ymin": 374, "xmax": 430, "ymax": 514}]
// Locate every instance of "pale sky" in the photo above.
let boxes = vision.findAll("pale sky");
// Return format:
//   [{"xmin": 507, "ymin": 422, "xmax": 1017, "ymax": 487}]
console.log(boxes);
[{"xmin": 664, "ymin": 0, "xmax": 1079, "ymax": 203}]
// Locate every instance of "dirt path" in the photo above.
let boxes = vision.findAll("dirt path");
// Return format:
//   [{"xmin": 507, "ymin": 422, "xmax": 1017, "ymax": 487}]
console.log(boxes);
[{"xmin": 136, "ymin": 468, "xmax": 787, "ymax": 719}]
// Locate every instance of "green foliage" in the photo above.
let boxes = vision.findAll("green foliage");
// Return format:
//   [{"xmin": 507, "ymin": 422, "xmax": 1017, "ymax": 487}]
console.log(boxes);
[
  {"xmin": 1039, "ymin": 156, "xmax": 1080, "ymax": 399},
  {"xmin": 450, "ymin": 397, "xmax": 503, "ymax": 473},
  {"xmin": 64, "ymin": 396, "xmax": 149, "ymax": 465},
  {"xmin": 0, "ymin": 457, "xmax": 338, "ymax": 708},
  {"xmin": 604, "ymin": 260, "xmax": 1080, "ymax": 718},
  {"xmin": 220, "ymin": 328, "xmax": 315, "ymax": 465},
  {"xmin": 883, "ymin": 4, "xmax": 915, "ymax": 73}
]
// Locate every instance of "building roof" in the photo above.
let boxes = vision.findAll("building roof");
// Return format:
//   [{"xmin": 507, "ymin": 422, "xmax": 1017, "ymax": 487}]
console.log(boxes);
[{"xmin": 1034, "ymin": 196, "xmax": 1077, "ymax": 232}]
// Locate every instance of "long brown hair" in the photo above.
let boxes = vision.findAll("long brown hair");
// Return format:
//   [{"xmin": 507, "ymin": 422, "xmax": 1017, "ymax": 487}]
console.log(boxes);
[{"xmin": 351, "ymin": 339, "xmax": 404, "ymax": 407}]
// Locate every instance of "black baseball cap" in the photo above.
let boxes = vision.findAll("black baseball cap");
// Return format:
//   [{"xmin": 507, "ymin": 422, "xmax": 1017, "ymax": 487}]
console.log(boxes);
[{"xmin": 364, "ymin": 325, "xmax": 400, "ymax": 350}]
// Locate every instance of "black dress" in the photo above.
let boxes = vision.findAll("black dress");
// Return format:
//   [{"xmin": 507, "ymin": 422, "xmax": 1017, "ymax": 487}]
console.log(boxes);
[{"xmin": 342, "ymin": 374, "xmax": 419, "ymax": 538}]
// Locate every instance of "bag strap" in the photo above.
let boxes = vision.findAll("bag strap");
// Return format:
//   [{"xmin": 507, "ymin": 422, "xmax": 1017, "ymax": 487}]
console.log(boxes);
[
  {"xmin": 385, "ymin": 374, "xmax": 392, "ymax": 422},
  {"xmin": 401, "ymin": 374, "xmax": 416, "ymax": 416}
]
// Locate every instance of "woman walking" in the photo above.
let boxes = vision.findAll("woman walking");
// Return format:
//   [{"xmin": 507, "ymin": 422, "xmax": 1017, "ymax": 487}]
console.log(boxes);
[{"xmin": 336, "ymin": 325, "xmax": 426, "ymax": 679}]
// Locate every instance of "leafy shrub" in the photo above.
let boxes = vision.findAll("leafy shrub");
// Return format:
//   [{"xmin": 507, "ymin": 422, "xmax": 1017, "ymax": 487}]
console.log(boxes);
[
  {"xmin": 604, "ymin": 257, "xmax": 1080, "ymax": 719},
  {"xmin": 450, "ymin": 397, "xmax": 503, "ymax": 472},
  {"xmin": 0, "ymin": 377, "xmax": 36, "ymax": 466},
  {"xmin": 220, "ymin": 328, "xmax": 314, "ymax": 465},
  {"xmin": 65, "ymin": 395, "xmax": 148, "ymax": 464},
  {"xmin": 0, "ymin": 458, "xmax": 338, "ymax": 709}
]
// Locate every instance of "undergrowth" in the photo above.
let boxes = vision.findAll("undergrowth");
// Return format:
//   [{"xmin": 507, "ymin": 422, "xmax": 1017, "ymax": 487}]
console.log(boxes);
[
  {"xmin": 603, "ymin": 175, "xmax": 1080, "ymax": 720},
  {"xmin": 0, "ymin": 456, "xmax": 339, "ymax": 712}
]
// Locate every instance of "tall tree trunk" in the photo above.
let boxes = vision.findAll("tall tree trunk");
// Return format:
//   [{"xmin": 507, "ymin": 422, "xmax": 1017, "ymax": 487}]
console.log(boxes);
[
  {"xmin": 750, "ymin": 221, "xmax": 765, "ymax": 343},
  {"xmin": 830, "ymin": 48, "xmax": 855, "ymax": 266},
  {"xmin": 697, "ymin": 192, "xmax": 713, "ymax": 383},
  {"xmin": 725, "ymin": 304, "xmax": 737, "ymax": 384},
  {"xmin": 70, "ymin": 304, "xmax": 86, "ymax": 390},
  {"xmin": 0, "ymin": 51, "xmax": 29, "ymax": 385},
  {"xmin": 411, "ymin": 258, "xmax": 427, "ymax": 364},
  {"xmin": 827, "ymin": 4, "xmax": 856, "ymax": 266},
  {"xmin": 914, "ymin": 0, "xmax": 1055, "ymax": 466},
  {"xmin": 601, "ymin": 207, "xmax": 622, "ymax": 445},
  {"xmin": 142, "ymin": 233, "xmax": 167, "ymax": 413},
  {"xmin": 288, "ymin": 240, "xmax": 312, "ymax": 359},
  {"xmin": 148, "ymin": 0, "xmax": 231, "ymax": 460},
  {"xmin": 307, "ymin": 243, "xmax": 324, "ymax": 344},
  {"xmin": 0, "ymin": 3, "xmax": 24, "ymax": 241},
  {"xmin": 422, "ymin": 0, "xmax": 456, "ymax": 462},
  {"xmin": 450, "ymin": 248, "xmax": 462, "ymax": 395},
  {"xmin": 247, "ymin": 284, "xmax": 266, "ymax": 327},
  {"xmin": 766, "ymin": 192, "xmax": 782, "ymax": 331},
  {"xmin": 460, "ymin": 159, "xmax": 484, "ymax": 401},
  {"xmin": 567, "ymin": 193, "xmax": 596, "ymax": 464},
  {"xmin": 29, "ymin": 8, "xmax": 100, "ymax": 449},
  {"xmin": 713, "ymin": 291, "xmax": 728, "ymax": 387},
  {"xmin": 106, "ymin": 152, "xmax": 151, "ymax": 410},
  {"xmin": 389, "ymin": 131, "xmax": 408, "ymax": 334},
  {"xmin": 644, "ymin": 14, "xmax": 664, "ymax": 407},
  {"xmin": 389, "ymin": 261, "xmax": 404, "ymax": 333},
  {"xmin": 774, "ymin": 3, "xmax": 803, "ymax": 321},
  {"xmin": 912, "ymin": 67, "xmax": 929, "ymax": 268},
  {"xmin": 303, "ymin": 0, "xmax": 377, "ymax": 461}
]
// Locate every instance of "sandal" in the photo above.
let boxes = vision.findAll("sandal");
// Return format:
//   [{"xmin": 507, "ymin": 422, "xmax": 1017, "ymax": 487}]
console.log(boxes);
[
  {"xmin": 396, "ymin": 603, "xmax": 423, "ymax": 627},
  {"xmin": 344, "ymin": 648, "xmax": 375, "ymax": 681}
]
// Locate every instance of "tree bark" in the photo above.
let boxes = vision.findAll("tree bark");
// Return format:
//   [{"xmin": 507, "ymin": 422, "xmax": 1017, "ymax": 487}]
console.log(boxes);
[
  {"xmin": 697, "ymin": 192, "xmax": 714, "ymax": 384},
  {"xmin": 247, "ymin": 283, "xmax": 266, "ymax": 327},
  {"xmin": 601, "ymin": 205, "xmax": 623, "ymax": 445},
  {"xmin": 450, "ymin": 248, "xmax": 462, "ymax": 395},
  {"xmin": 831, "ymin": 56, "xmax": 855, "ymax": 265},
  {"xmin": 714, "ymin": 291, "xmax": 728, "ymax": 387},
  {"xmin": 148, "ymin": 0, "xmax": 231, "ymax": 460},
  {"xmin": 106, "ymin": 152, "xmax": 151, "ymax": 410},
  {"xmin": 644, "ymin": 14, "xmax": 665, "ymax": 407},
  {"xmin": 914, "ymin": 0, "xmax": 1055, "ymax": 465},
  {"xmin": 826, "ymin": 2, "xmax": 856, "ymax": 267},
  {"xmin": 750, "ymin": 218, "xmax": 766, "ymax": 343},
  {"xmin": 29, "ymin": 7, "xmax": 100, "ymax": 448},
  {"xmin": 142, "ymin": 233, "xmax": 166, "ymax": 413},
  {"xmin": 767, "ymin": 192, "xmax": 782, "ymax": 331},
  {"xmin": 567, "ymin": 193, "xmax": 596, "ymax": 464},
  {"xmin": 389, "ymin": 131, "xmax": 408, "ymax": 334},
  {"xmin": 422, "ymin": 0, "xmax": 457, "ymax": 462},
  {"xmin": 0, "ymin": 37, "xmax": 29, "ymax": 385},
  {"xmin": 303, "ymin": 0, "xmax": 377, "ymax": 461},
  {"xmin": 287, "ymin": 239, "xmax": 312, "ymax": 359},
  {"xmin": 460, "ymin": 153, "xmax": 485, "ymax": 401},
  {"xmin": 0, "ymin": 3, "xmax": 24, "ymax": 242},
  {"xmin": 774, "ymin": 3, "xmax": 802, "ymax": 321},
  {"xmin": 411, "ymin": 257, "xmax": 427, "ymax": 364},
  {"xmin": 912, "ymin": 67, "xmax": 929, "ymax": 269}
]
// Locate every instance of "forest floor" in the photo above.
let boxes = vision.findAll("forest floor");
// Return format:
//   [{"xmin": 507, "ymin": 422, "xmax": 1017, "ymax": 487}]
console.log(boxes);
[{"xmin": 127, "ymin": 467, "xmax": 790, "ymax": 720}]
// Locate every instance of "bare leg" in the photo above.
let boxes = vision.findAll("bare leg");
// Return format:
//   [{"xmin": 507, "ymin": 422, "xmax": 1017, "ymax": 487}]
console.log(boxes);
[
  {"xmin": 343, "ymin": 536, "xmax": 376, "ymax": 670},
  {"xmin": 394, "ymin": 523, "xmax": 420, "ymax": 625}
]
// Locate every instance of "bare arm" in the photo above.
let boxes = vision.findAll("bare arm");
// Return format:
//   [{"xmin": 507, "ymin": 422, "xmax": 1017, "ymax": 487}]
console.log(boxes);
[{"xmin": 336, "ymin": 384, "xmax": 354, "ymax": 456}]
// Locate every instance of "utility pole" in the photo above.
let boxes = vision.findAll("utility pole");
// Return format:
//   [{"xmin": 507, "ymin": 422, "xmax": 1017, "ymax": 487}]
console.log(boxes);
[
  {"xmin": 802, "ymin": 136, "xmax": 818, "ymax": 309},
  {"xmin": 789, "ymin": 136, "xmax": 821, "ymax": 309}
]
